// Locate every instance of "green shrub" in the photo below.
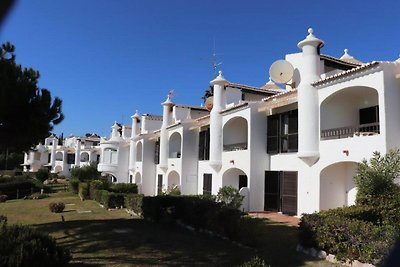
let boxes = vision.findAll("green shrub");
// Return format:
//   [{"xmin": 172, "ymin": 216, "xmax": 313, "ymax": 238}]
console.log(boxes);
[
  {"xmin": 89, "ymin": 179, "xmax": 109, "ymax": 200},
  {"xmin": 68, "ymin": 178, "xmax": 79, "ymax": 194},
  {"xmin": 35, "ymin": 168, "xmax": 49, "ymax": 183},
  {"xmin": 354, "ymin": 149, "xmax": 400, "ymax": 202},
  {"xmin": 110, "ymin": 183, "xmax": 138, "ymax": 194},
  {"xmin": 70, "ymin": 162, "xmax": 101, "ymax": 181},
  {"xmin": 239, "ymin": 256, "xmax": 270, "ymax": 267},
  {"xmin": 0, "ymin": 176, "xmax": 40, "ymax": 199},
  {"xmin": 49, "ymin": 202, "xmax": 65, "ymax": 213},
  {"xmin": 216, "ymin": 186, "xmax": 244, "ymax": 209},
  {"xmin": 299, "ymin": 211, "xmax": 397, "ymax": 264},
  {"xmin": 125, "ymin": 194, "xmax": 144, "ymax": 216},
  {"xmin": 162, "ymin": 185, "xmax": 181, "ymax": 196},
  {"xmin": 142, "ymin": 195, "xmax": 243, "ymax": 240},
  {"xmin": 0, "ymin": 217, "xmax": 71, "ymax": 266},
  {"xmin": 78, "ymin": 182, "xmax": 89, "ymax": 200},
  {"xmin": 98, "ymin": 190, "xmax": 125, "ymax": 209}
]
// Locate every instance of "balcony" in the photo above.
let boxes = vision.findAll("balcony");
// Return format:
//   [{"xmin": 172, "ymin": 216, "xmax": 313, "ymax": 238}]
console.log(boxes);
[
  {"xmin": 223, "ymin": 142, "xmax": 248, "ymax": 152},
  {"xmin": 321, "ymin": 122, "xmax": 380, "ymax": 140}
]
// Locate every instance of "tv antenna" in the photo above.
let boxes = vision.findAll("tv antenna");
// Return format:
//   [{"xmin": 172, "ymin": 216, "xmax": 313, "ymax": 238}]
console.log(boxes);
[{"xmin": 212, "ymin": 38, "xmax": 223, "ymax": 76}]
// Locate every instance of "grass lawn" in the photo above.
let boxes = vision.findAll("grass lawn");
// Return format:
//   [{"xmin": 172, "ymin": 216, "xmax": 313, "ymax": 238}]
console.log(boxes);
[{"xmin": 0, "ymin": 191, "xmax": 339, "ymax": 266}]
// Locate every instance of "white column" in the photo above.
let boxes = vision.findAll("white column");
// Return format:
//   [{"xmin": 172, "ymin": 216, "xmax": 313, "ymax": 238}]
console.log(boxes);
[
  {"xmin": 209, "ymin": 71, "xmax": 229, "ymax": 171},
  {"xmin": 75, "ymin": 139, "xmax": 81, "ymax": 167},
  {"xmin": 129, "ymin": 111, "xmax": 141, "ymax": 171},
  {"xmin": 159, "ymin": 95, "xmax": 174, "ymax": 171},
  {"xmin": 297, "ymin": 28, "xmax": 324, "ymax": 165},
  {"xmin": 50, "ymin": 137, "xmax": 57, "ymax": 170}
]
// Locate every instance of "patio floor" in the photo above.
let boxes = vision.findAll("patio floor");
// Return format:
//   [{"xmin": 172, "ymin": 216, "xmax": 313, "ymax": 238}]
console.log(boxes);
[{"xmin": 248, "ymin": 211, "xmax": 300, "ymax": 227}]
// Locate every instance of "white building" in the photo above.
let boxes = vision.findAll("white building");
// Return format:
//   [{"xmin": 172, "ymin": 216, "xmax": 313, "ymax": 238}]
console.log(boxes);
[
  {"xmin": 84, "ymin": 28, "xmax": 400, "ymax": 215},
  {"xmin": 23, "ymin": 134, "xmax": 101, "ymax": 177}
]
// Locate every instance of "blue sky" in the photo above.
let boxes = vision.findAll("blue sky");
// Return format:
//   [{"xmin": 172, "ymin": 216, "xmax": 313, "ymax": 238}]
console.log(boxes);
[{"xmin": 1, "ymin": 0, "xmax": 399, "ymax": 137}]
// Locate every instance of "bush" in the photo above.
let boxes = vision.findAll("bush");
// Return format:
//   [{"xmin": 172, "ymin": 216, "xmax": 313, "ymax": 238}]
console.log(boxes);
[
  {"xmin": 162, "ymin": 185, "xmax": 181, "ymax": 196},
  {"xmin": 354, "ymin": 149, "xmax": 400, "ymax": 202},
  {"xmin": 49, "ymin": 202, "xmax": 65, "ymax": 213},
  {"xmin": 299, "ymin": 210, "xmax": 397, "ymax": 264},
  {"xmin": 142, "ymin": 195, "xmax": 243, "ymax": 239},
  {"xmin": 0, "ymin": 176, "xmax": 40, "ymax": 199},
  {"xmin": 89, "ymin": 179, "xmax": 109, "ymax": 200},
  {"xmin": 125, "ymin": 194, "xmax": 144, "ymax": 216},
  {"xmin": 78, "ymin": 182, "xmax": 89, "ymax": 200},
  {"xmin": 97, "ymin": 190, "xmax": 125, "ymax": 209},
  {"xmin": 0, "ymin": 195, "xmax": 6, "ymax": 202},
  {"xmin": 0, "ymin": 217, "xmax": 71, "ymax": 266},
  {"xmin": 68, "ymin": 178, "xmax": 79, "ymax": 194},
  {"xmin": 35, "ymin": 168, "xmax": 49, "ymax": 183},
  {"xmin": 70, "ymin": 162, "xmax": 101, "ymax": 181},
  {"xmin": 216, "ymin": 186, "xmax": 244, "ymax": 209},
  {"xmin": 110, "ymin": 183, "xmax": 138, "ymax": 194}
]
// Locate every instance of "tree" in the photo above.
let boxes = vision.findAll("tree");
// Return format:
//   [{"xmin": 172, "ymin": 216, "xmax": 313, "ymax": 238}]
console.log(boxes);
[
  {"xmin": 0, "ymin": 42, "xmax": 64, "ymax": 158},
  {"xmin": 353, "ymin": 149, "xmax": 400, "ymax": 202}
]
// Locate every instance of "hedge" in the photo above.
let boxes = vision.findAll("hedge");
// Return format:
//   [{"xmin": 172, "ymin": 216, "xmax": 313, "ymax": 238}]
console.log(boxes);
[
  {"xmin": 299, "ymin": 210, "xmax": 397, "ymax": 264},
  {"xmin": 125, "ymin": 194, "xmax": 144, "ymax": 216},
  {"xmin": 0, "ymin": 216, "xmax": 71, "ymax": 266},
  {"xmin": 68, "ymin": 179, "xmax": 79, "ymax": 194},
  {"xmin": 142, "ymin": 195, "xmax": 242, "ymax": 239},
  {"xmin": 89, "ymin": 179, "xmax": 108, "ymax": 200},
  {"xmin": 0, "ymin": 177, "xmax": 41, "ymax": 200},
  {"xmin": 109, "ymin": 183, "xmax": 138, "ymax": 194},
  {"xmin": 95, "ymin": 190, "xmax": 125, "ymax": 209}
]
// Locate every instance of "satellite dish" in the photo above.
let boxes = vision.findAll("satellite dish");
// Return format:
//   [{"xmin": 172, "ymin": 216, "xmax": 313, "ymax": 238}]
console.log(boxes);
[{"xmin": 269, "ymin": 60, "xmax": 294, "ymax": 84}]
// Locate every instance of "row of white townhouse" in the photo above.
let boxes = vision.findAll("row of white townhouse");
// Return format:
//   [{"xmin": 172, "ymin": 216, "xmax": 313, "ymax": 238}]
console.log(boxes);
[
  {"xmin": 24, "ymin": 29, "xmax": 400, "ymax": 216},
  {"xmin": 22, "ymin": 134, "xmax": 102, "ymax": 177}
]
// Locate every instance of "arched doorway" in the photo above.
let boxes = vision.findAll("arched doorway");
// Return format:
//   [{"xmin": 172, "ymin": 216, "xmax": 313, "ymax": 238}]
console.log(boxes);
[
  {"xmin": 320, "ymin": 162, "xmax": 357, "ymax": 210},
  {"xmin": 81, "ymin": 152, "xmax": 89, "ymax": 163},
  {"xmin": 222, "ymin": 168, "xmax": 247, "ymax": 189},
  {"xmin": 167, "ymin": 171, "xmax": 180, "ymax": 189}
]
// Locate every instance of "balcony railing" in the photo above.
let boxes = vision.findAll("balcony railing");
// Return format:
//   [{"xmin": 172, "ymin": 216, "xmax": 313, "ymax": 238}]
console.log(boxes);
[
  {"xmin": 223, "ymin": 142, "xmax": 248, "ymax": 152},
  {"xmin": 321, "ymin": 122, "xmax": 380, "ymax": 140}
]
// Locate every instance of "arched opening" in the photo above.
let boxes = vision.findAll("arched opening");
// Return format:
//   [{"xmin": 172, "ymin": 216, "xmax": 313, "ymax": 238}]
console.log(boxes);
[
  {"xmin": 105, "ymin": 174, "xmax": 117, "ymax": 183},
  {"xmin": 222, "ymin": 168, "xmax": 248, "ymax": 190},
  {"xmin": 320, "ymin": 86, "xmax": 379, "ymax": 140},
  {"xmin": 136, "ymin": 142, "xmax": 143, "ymax": 162},
  {"xmin": 320, "ymin": 162, "xmax": 357, "ymax": 210},
  {"xmin": 80, "ymin": 152, "xmax": 89, "ymax": 162},
  {"xmin": 55, "ymin": 152, "xmax": 63, "ymax": 161},
  {"xmin": 169, "ymin": 132, "xmax": 182, "ymax": 158},
  {"xmin": 167, "ymin": 171, "xmax": 180, "ymax": 189},
  {"xmin": 103, "ymin": 148, "xmax": 118, "ymax": 164},
  {"xmin": 223, "ymin": 117, "xmax": 248, "ymax": 151}
]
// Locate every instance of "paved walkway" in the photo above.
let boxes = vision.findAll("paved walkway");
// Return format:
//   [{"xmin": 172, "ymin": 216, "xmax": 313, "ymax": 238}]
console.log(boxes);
[{"xmin": 248, "ymin": 211, "xmax": 300, "ymax": 227}]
